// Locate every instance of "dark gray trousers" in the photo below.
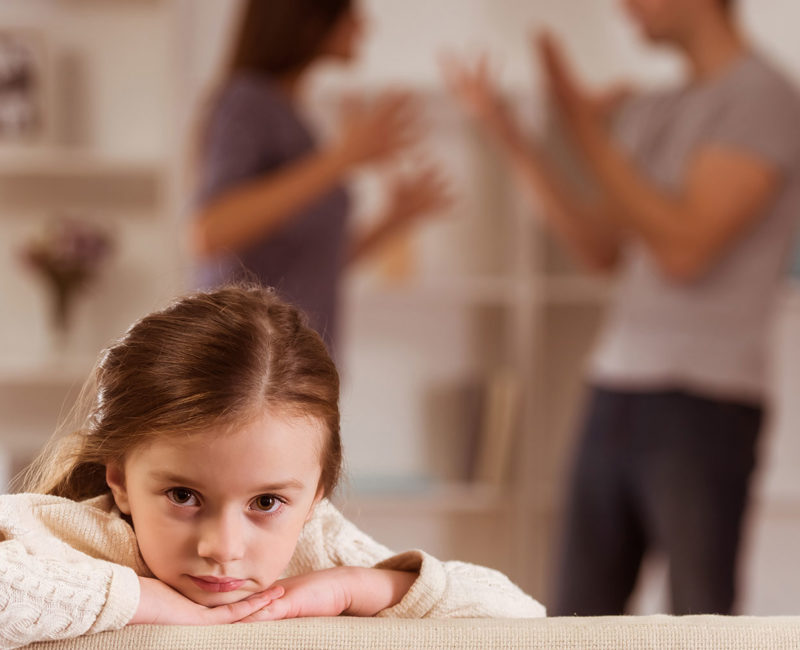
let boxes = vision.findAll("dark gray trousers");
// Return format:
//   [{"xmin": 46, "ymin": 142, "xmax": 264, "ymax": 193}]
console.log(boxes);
[{"xmin": 552, "ymin": 386, "xmax": 762, "ymax": 616}]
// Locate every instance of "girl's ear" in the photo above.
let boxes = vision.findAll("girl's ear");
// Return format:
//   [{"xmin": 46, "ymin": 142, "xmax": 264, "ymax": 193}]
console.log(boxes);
[{"xmin": 105, "ymin": 463, "xmax": 131, "ymax": 515}]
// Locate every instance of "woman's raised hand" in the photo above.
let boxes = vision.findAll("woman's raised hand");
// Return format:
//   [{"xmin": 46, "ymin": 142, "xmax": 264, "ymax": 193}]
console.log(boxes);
[
  {"xmin": 336, "ymin": 91, "xmax": 422, "ymax": 167},
  {"xmin": 383, "ymin": 162, "xmax": 453, "ymax": 230},
  {"xmin": 129, "ymin": 577, "xmax": 284, "ymax": 626}
]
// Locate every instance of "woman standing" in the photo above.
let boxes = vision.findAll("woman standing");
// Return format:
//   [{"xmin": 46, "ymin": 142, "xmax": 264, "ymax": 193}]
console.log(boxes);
[{"xmin": 191, "ymin": 0, "xmax": 448, "ymax": 353}]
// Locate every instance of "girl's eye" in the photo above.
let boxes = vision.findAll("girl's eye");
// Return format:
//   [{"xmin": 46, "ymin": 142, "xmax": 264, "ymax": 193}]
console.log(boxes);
[
  {"xmin": 250, "ymin": 494, "xmax": 282, "ymax": 514},
  {"xmin": 166, "ymin": 488, "xmax": 198, "ymax": 507}
]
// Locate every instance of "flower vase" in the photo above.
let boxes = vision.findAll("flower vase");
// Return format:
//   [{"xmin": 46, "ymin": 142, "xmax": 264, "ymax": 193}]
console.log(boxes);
[{"xmin": 47, "ymin": 285, "xmax": 77, "ymax": 364}]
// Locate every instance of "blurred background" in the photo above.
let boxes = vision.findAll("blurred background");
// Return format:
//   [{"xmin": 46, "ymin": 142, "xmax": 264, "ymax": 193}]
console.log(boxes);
[{"xmin": 1, "ymin": 0, "xmax": 799, "ymax": 615}]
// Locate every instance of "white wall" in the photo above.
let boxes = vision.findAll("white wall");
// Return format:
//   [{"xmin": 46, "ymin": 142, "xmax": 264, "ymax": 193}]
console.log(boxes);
[{"xmin": 3, "ymin": 0, "xmax": 798, "ymax": 614}]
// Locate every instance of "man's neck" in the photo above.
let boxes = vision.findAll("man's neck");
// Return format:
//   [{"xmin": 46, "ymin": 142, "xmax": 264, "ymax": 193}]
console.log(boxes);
[{"xmin": 680, "ymin": 13, "xmax": 747, "ymax": 81}]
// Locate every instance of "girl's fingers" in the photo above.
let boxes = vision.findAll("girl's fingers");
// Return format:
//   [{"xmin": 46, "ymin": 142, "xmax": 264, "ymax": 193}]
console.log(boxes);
[
  {"xmin": 237, "ymin": 596, "xmax": 292, "ymax": 623},
  {"xmin": 208, "ymin": 585, "xmax": 285, "ymax": 624}
]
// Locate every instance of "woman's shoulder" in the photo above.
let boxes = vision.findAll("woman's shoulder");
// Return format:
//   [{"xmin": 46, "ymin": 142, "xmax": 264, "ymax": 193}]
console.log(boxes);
[{"xmin": 214, "ymin": 71, "xmax": 293, "ymax": 119}]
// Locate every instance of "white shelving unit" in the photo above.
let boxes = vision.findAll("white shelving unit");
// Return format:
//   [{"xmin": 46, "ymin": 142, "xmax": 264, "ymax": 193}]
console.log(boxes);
[
  {"xmin": 328, "ymin": 88, "xmax": 613, "ymax": 599},
  {"xmin": 0, "ymin": 0, "xmax": 189, "ymax": 480}
]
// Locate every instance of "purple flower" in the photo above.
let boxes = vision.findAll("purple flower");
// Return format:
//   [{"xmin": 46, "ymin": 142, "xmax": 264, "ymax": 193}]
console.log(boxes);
[{"xmin": 20, "ymin": 215, "xmax": 114, "ymax": 330}]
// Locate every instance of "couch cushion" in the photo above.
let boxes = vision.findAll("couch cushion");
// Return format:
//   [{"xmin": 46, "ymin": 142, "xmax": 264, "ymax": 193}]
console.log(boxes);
[{"xmin": 27, "ymin": 615, "xmax": 800, "ymax": 650}]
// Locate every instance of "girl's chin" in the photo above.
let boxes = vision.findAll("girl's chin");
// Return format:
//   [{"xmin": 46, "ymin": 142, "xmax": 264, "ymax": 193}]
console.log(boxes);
[{"xmin": 184, "ymin": 588, "xmax": 251, "ymax": 608}]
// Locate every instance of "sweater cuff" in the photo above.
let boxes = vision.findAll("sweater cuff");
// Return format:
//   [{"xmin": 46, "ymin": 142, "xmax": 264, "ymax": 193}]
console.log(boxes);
[
  {"xmin": 88, "ymin": 563, "xmax": 141, "ymax": 633},
  {"xmin": 373, "ymin": 550, "xmax": 446, "ymax": 618}
]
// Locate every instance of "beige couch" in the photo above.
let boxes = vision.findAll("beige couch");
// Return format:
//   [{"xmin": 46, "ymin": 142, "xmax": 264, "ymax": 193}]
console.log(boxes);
[{"xmin": 27, "ymin": 615, "xmax": 800, "ymax": 649}]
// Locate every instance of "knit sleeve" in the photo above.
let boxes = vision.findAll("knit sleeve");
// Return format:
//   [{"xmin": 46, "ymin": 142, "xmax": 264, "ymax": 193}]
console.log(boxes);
[
  {"xmin": 373, "ymin": 550, "xmax": 546, "ymax": 618},
  {"xmin": 298, "ymin": 501, "xmax": 545, "ymax": 619},
  {"xmin": 0, "ymin": 539, "xmax": 140, "ymax": 649}
]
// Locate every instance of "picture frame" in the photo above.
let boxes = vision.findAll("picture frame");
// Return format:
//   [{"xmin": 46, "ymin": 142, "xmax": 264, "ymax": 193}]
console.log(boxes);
[{"xmin": 0, "ymin": 29, "xmax": 48, "ymax": 144}]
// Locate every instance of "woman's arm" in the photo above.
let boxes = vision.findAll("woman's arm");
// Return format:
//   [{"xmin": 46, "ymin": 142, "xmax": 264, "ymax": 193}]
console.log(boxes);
[
  {"xmin": 191, "ymin": 92, "xmax": 421, "ymax": 259},
  {"xmin": 345, "ymin": 163, "xmax": 452, "ymax": 267}
]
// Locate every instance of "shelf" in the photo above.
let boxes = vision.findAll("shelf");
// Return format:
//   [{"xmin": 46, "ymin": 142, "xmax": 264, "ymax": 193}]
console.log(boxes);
[
  {"xmin": 542, "ymin": 275, "xmax": 614, "ymax": 304},
  {"xmin": 347, "ymin": 274, "xmax": 613, "ymax": 308},
  {"xmin": 0, "ymin": 149, "xmax": 163, "ymax": 178},
  {"xmin": 0, "ymin": 147, "xmax": 164, "ymax": 180},
  {"xmin": 336, "ymin": 479, "xmax": 510, "ymax": 515},
  {"xmin": 0, "ymin": 147, "xmax": 166, "ymax": 209},
  {"xmin": 347, "ymin": 276, "xmax": 521, "ymax": 307},
  {"xmin": 0, "ymin": 359, "xmax": 94, "ymax": 389}
]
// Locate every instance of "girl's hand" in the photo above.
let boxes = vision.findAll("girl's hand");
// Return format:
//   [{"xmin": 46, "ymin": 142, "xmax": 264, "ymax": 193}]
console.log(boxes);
[
  {"xmin": 239, "ymin": 567, "xmax": 417, "ymax": 621},
  {"xmin": 130, "ymin": 577, "xmax": 284, "ymax": 625},
  {"xmin": 336, "ymin": 91, "xmax": 422, "ymax": 167}
]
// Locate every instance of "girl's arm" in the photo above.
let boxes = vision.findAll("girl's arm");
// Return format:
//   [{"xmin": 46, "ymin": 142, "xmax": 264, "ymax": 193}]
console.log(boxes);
[
  {"xmin": 237, "ymin": 567, "xmax": 417, "ymax": 621},
  {"xmin": 131, "ymin": 577, "xmax": 283, "ymax": 625},
  {"xmin": 0, "ymin": 539, "xmax": 138, "ymax": 649},
  {"xmin": 0, "ymin": 540, "xmax": 283, "ymax": 648},
  {"xmin": 248, "ymin": 500, "xmax": 545, "ymax": 620},
  {"xmin": 372, "ymin": 550, "xmax": 546, "ymax": 618}
]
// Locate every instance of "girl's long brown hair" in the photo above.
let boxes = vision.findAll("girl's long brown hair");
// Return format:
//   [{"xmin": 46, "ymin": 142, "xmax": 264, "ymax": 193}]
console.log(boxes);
[{"xmin": 21, "ymin": 285, "xmax": 342, "ymax": 501}]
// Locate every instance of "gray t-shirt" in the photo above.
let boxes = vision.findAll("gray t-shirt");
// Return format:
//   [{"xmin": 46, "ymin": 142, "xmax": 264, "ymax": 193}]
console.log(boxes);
[
  {"xmin": 590, "ymin": 52, "xmax": 800, "ymax": 402},
  {"xmin": 194, "ymin": 72, "xmax": 350, "ymax": 352}
]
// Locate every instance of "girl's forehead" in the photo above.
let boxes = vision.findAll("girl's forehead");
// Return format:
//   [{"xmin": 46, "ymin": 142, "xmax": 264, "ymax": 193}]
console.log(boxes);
[
  {"xmin": 127, "ymin": 412, "xmax": 325, "ymax": 490},
  {"xmin": 131, "ymin": 410, "xmax": 326, "ymax": 461}
]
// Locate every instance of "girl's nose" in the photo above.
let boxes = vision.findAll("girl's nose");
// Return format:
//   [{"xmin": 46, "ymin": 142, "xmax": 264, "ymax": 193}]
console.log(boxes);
[{"xmin": 196, "ymin": 510, "xmax": 246, "ymax": 564}]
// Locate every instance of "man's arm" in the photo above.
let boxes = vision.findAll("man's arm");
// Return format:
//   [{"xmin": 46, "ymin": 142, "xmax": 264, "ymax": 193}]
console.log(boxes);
[
  {"xmin": 538, "ymin": 33, "xmax": 780, "ymax": 282},
  {"xmin": 441, "ymin": 52, "xmax": 624, "ymax": 273}
]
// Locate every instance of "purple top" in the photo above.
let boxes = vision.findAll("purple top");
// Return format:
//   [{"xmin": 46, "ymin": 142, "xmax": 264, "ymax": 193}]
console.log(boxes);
[{"xmin": 194, "ymin": 72, "xmax": 350, "ymax": 352}]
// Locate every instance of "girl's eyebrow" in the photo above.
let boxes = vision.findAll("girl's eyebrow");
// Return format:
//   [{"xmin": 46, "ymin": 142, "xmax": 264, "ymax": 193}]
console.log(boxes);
[
  {"xmin": 253, "ymin": 479, "xmax": 306, "ymax": 492},
  {"xmin": 148, "ymin": 470, "xmax": 306, "ymax": 492}
]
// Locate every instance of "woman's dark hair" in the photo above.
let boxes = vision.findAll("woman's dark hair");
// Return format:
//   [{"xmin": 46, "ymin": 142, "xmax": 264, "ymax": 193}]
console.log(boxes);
[
  {"xmin": 22, "ymin": 285, "xmax": 342, "ymax": 502},
  {"xmin": 229, "ymin": 0, "xmax": 352, "ymax": 77}
]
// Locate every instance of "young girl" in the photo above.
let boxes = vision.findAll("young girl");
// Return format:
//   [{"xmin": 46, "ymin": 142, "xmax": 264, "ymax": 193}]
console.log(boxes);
[{"xmin": 0, "ymin": 285, "xmax": 544, "ymax": 648}]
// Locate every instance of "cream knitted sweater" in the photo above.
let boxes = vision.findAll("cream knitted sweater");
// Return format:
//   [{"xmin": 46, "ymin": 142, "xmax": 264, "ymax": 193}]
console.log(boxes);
[{"xmin": 0, "ymin": 493, "xmax": 544, "ymax": 648}]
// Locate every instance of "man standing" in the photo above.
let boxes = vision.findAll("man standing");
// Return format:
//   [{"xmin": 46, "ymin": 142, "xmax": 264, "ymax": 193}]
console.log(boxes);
[{"xmin": 445, "ymin": 0, "xmax": 800, "ymax": 614}]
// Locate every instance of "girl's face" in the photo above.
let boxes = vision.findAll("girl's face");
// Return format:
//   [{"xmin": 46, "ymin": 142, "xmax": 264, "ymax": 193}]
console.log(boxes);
[
  {"xmin": 106, "ymin": 410, "xmax": 325, "ymax": 606},
  {"xmin": 318, "ymin": 4, "xmax": 366, "ymax": 62}
]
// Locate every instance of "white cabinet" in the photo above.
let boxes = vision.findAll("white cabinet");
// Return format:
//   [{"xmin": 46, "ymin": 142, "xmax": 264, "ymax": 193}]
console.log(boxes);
[{"xmin": 0, "ymin": 0, "xmax": 188, "ymax": 478}]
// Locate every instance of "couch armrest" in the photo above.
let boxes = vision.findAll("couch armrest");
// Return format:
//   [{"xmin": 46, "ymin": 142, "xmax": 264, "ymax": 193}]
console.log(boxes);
[{"xmin": 26, "ymin": 615, "xmax": 800, "ymax": 650}]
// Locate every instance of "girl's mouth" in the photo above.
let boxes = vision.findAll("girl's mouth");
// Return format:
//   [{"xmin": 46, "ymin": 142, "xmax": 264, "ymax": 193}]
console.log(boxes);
[{"xmin": 189, "ymin": 575, "xmax": 247, "ymax": 592}]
